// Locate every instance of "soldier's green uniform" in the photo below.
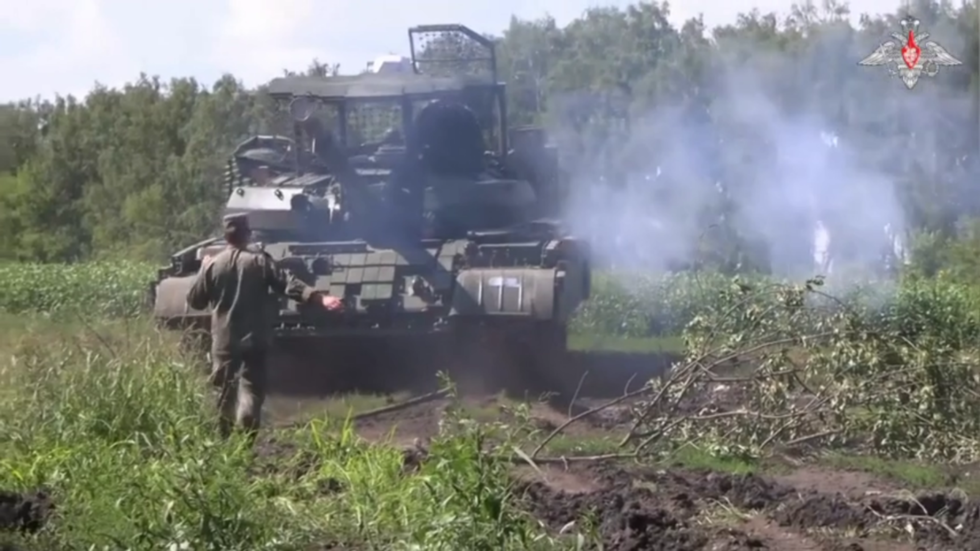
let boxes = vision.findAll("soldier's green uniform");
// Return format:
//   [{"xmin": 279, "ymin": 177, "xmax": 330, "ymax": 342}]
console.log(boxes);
[{"xmin": 187, "ymin": 213, "xmax": 319, "ymax": 438}]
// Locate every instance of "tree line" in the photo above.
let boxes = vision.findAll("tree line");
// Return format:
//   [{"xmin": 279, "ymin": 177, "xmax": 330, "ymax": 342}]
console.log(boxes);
[{"xmin": 0, "ymin": 0, "xmax": 976, "ymax": 277}]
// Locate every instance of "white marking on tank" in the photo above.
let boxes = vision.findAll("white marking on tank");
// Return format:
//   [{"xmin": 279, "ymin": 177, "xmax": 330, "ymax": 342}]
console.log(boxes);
[
  {"xmin": 488, "ymin": 277, "xmax": 521, "ymax": 288},
  {"xmin": 488, "ymin": 276, "xmax": 522, "ymax": 312},
  {"xmin": 498, "ymin": 276, "xmax": 504, "ymax": 311},
  {"xmin": 517, "ymin": 274, "xmax": 524, "ymax": 311}
]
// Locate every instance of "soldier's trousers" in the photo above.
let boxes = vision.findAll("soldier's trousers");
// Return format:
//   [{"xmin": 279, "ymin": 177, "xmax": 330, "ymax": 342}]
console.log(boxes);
[{"xmin": 211, "ymin": 349, "xmax": 268, "ymax": 440}]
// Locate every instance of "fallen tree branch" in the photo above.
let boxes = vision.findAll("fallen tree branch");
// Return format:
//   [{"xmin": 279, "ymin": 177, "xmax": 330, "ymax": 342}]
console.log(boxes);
[
  {"xmin": 783, "ymin": 429, "xmax": 841, "ymax": 447},
  {"xmin": 866, "ymin": 504, "xmax": 959, "ymax": 539},
  {"xmin": 352, "ymin": 389, "xmax": 450, "ymax": 420},
  {"xmin": 567, "ymin": 371, "xmax": 588, "ymax": 418},
  {"xmin": 620, "ymin": 361, "xmax": 702, "ymax": 447},
  {"xmin": 530, "ymin": 383, "xmax": 652, "ymax": 459},
  {"xmin": 512, "ymin": 452, "xmax": 639, "ymax": 468}
]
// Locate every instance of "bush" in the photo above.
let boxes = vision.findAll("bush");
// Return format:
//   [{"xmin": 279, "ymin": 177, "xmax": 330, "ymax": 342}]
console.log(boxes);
[
  {"xmin": 569, "ymin": 271, "xmax": 746, "ymax": 337},
  {"xmin": 571, "ymin": 270, "xmax": 980, "ymax": 341}
]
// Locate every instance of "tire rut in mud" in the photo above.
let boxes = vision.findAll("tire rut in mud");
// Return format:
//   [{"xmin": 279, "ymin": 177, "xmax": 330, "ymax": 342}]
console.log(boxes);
[
  {"xmin": 773, "ymin": 490, "xmax": 980, "ymax": 550},
  {"xmin": 518, "ymin": 468, "xmax": 786, "ymax": 551},
  {"xmin": 516, "ymin": 465, "xmax": 980, "ymax": 550}
]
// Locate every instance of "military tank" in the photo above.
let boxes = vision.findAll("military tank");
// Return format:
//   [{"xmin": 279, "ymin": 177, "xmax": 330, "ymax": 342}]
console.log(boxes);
[{"xmin": 149, "ymin": 24, "xmax": 591, "ymax": 396}]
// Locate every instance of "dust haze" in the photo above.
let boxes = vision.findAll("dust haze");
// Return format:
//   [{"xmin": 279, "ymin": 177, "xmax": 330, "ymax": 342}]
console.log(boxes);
[{"xmin": 552, "ymin": 17, "xmax": 973, "ymax": 282}]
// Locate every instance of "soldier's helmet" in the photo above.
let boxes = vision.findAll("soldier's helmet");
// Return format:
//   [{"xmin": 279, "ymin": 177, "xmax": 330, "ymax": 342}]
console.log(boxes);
[{"xmin": 223, "ymin": 213, "xmax": 250, "ymax": 233}]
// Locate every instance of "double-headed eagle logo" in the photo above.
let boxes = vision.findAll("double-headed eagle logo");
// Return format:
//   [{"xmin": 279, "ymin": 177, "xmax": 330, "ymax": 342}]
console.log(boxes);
[{"xmin": 858, "ymin": 16, "xmax": 961, "ymax": 89}]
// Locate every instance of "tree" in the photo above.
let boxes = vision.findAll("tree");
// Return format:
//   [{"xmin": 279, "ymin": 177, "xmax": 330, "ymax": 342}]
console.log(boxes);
[{"xmin": 0, "ymin": 1, "xmax": 975, "ymax": 275}]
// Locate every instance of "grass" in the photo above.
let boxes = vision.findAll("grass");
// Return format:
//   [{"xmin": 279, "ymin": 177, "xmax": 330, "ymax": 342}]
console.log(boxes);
[
  {"xmin": 664, "ymin": 445, "xmax": 759, "ymax": 475},
  {"xmin": 821, "ymin": 454, "xmax": 945, "ymax": 487},
  {"xmin": 526, "ymin": 418, "xmax": 980, "ymax": 494},
  {"xmin": 568, "ymin": 334, "xmax": 686, "ymax": 354},
  {"xmin": 541, "ymin": 432, "xmax": 980, "ymax": 496},
  {"xmin": 817, "ymin": 453, "xmax": 964, "ymax": 491},
  {"xmin": 268, "ymin": 391, "xmax": 415, "ymax": 422},
  {"xmin": 531, "ymin": 430, "xmax": 760, "ymax": 475},
  {"xmin": 0, "ymin": 314, "xmax": 587, "ymax": 550}
]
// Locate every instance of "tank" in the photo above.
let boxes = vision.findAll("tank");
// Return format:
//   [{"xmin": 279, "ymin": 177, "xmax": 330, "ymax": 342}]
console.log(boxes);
[{"xmin": 148, "ymin": 24, "xmax": 591, "ymax": 397}]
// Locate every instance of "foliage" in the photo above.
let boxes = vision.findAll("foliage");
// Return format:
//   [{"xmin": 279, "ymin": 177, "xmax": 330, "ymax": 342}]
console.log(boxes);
[
  {"xmin": 569, "ymin": 271, "xmax": 778, "ymax": 337},
  {"xmin": 554, "ymin": 267, "xmax": 980, "ymax": 464},
  {"xmin": 0, "ymin": 318, "xmax": 287, "ymax": 550},
  {"xmin": 611, "ymin": 274, "xmax": 980, "ymax": 464},
  {"xmin": 567, "ymin": 270, "xmax": 980, "ymax": 339}
]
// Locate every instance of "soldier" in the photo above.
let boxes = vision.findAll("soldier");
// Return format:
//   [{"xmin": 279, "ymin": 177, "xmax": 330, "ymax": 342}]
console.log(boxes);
[{"xmin": 186, "ymin": 213, "xmax": 344, "ymax": 441}]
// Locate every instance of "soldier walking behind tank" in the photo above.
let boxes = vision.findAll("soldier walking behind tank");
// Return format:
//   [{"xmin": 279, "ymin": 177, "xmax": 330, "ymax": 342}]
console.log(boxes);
[{"xmin": 187, "ymin": 213, "xmax": 344, "ymax": 442}]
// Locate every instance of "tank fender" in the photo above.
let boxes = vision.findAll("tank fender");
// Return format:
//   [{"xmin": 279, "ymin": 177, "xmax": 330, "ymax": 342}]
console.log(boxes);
[
  {"xmin": 451, "ymin": 268, "xmax": 578, "ymax": 321},
  {"xmin": 154, "ymin": 275, "xmax": 208, "ymax": 320}
]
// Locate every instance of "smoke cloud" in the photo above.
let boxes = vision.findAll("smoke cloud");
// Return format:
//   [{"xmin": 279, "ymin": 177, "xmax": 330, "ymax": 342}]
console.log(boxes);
[{"xmin": 552, "ymin": 13, "xmax": 974, "ymax": 281}]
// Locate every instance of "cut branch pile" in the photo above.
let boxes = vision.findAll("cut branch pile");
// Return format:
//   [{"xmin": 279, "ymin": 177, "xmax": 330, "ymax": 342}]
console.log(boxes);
[{"xmin": 527, "ymin": 277, "xmax": 980, "ymax": 464}]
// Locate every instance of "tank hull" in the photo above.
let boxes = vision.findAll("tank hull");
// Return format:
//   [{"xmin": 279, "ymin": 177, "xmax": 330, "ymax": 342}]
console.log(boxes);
[{"xmin": 150, "ymin": 235, "xmax": 590, "ymax": 399}]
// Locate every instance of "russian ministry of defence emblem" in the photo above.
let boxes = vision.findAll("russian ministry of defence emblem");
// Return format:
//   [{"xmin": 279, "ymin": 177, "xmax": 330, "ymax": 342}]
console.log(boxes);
[{"xmin": 858, "ymin": 16, "xmax": 961, "ymax": 89}]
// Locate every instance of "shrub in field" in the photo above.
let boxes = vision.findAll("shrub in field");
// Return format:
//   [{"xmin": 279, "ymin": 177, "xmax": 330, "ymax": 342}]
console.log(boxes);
[
  {"xmin": 568, "ymin": 273, "xmax": 650, "ymax": 337},
  {"xmin": 0, "ymin": 261, "xmax": 158, "ymax": 317},
  {"xmin": 0, "ymin": 261, "xmax": 715, "ymax": 337},
  {"xmin": 570, "ymin": 271, "xmax": 778, "ymax": 338}
]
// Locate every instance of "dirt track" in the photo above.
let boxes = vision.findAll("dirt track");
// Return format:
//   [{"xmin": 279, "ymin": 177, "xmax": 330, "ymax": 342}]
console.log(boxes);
[
  {"xmin": 255, "ymin": 348, "xmax": 980, "ymax": 551},
  {"xmin": 297, "ymin": 397, "xmax": 980, "ymax": 550},
  {"xmin": 262, "ymin": 384, "xmax": 980, "ymax": 550}
]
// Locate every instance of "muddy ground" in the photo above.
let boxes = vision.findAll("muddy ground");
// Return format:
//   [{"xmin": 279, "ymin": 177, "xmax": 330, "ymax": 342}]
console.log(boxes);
[
  {"xmin": 314, "ymin": 390, "xmax": 980, "ymax": 551},
  {"xmin": 5, "ymin": 349, "xmax": 980, "ymax": 550},
  {"xmin": 261, "ymin": 348, "xmax": 980, "ymax": 551}
]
